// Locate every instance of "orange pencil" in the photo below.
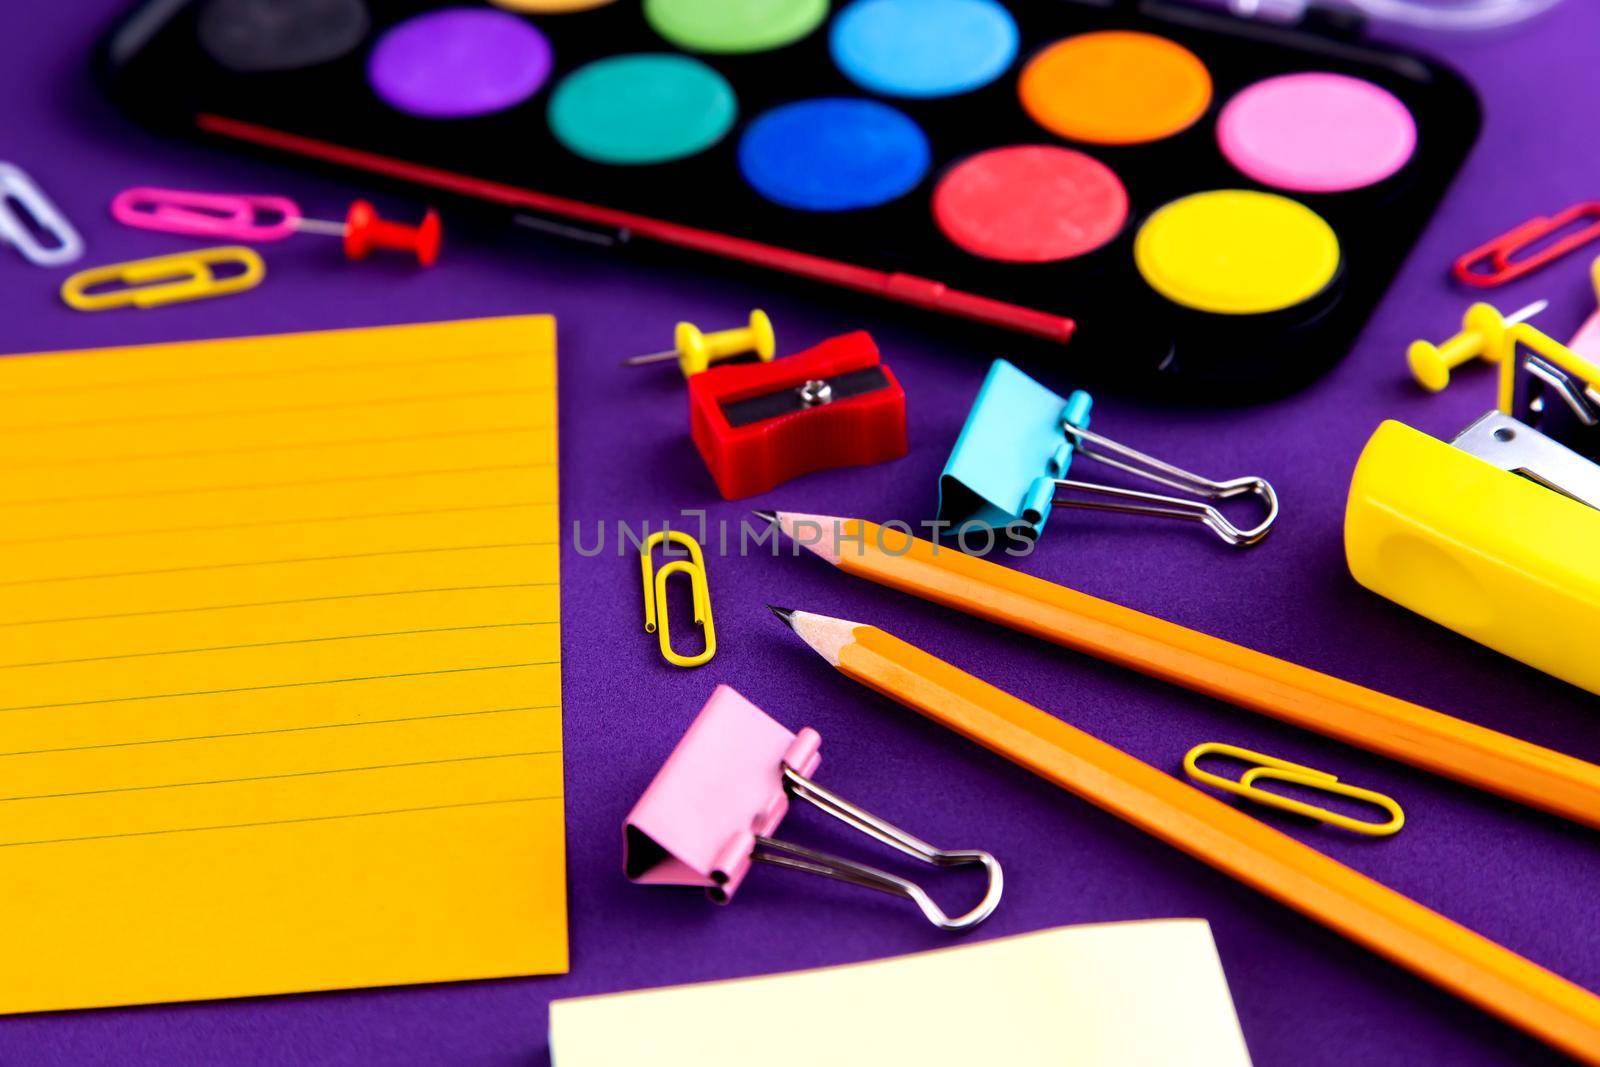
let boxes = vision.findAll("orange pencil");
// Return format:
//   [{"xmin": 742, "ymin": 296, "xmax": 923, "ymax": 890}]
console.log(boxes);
[
  {"xmin": 771, "ymin": 607, "xmax": 1600, "ymax": 1064},
  {"xmin": 761, "ymin": 511, "xmax": 1600, "ymax": 831}
]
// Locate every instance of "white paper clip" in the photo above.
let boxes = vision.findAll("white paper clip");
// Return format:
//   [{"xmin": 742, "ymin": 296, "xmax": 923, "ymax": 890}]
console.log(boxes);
[{"xmin": 0, "ymin": 163, "xmax": 83, "ymax": 267}]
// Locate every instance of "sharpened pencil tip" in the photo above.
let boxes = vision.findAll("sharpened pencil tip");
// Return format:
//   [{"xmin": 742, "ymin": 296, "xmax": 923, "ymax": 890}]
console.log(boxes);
[
  {"xmin": 752, "ymin": 509, "xmax": 777, "ymax": 525},
  {"xmin": 766, "ymin": 604, "xmax": 796, "ymax": 629}
]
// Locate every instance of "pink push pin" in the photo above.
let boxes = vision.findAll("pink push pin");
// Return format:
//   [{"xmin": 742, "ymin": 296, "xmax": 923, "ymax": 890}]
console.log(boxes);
[
  {"xmin": 110, "ymin": 187, "xmax": 441, "ymax": 266},
  {"xmin": 623, "ymin": 684, "xmax": 1002, "ymax": 929}
]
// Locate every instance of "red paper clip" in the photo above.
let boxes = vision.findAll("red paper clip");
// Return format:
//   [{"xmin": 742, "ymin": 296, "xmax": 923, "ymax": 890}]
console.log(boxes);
[{"xmin": 1454, "ymin": 202, "xmax": 1600, "ymax": 288}]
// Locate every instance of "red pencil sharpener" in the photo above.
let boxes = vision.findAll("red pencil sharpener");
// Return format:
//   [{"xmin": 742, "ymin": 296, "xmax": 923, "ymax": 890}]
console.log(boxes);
[{"xmin": 688, "ymin": 331, "xmax": 907, "ymax": 500}]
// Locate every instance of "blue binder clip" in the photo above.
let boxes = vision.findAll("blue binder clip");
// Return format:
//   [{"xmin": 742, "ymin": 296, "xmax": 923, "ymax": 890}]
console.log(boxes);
[{"xmin": 936, "ymin": 360, "xmax": 1279, "ymax": 546}]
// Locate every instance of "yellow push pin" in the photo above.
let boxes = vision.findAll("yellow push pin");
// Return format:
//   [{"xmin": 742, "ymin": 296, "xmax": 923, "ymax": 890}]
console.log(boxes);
[
  {"xmin": 1407, "ymin": 299, "xmax": 1545, "ymax": 393},
  {"xmin": 622, "ymin": 309, "xmax": 776, "ymax": 377}
]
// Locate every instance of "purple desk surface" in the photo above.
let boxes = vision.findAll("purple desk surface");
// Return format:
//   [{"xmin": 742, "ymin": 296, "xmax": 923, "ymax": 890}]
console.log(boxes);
[{"xmin": 3, "ymin": 3, "xmax": 1599, "ymax": 1064}]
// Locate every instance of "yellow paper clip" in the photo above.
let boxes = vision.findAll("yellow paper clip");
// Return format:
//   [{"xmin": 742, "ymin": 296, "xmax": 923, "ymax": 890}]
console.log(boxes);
[
  {"xmin": 1183, "ymin": 743, "xmax": 1404, "ymax": 837},
  {"xmin": 60, "ymin": 246, "xmax": 265, "ymax": 311},
  {"xmin": 641, "ymin": 531, "xmax": 715, "ymax": 668}
]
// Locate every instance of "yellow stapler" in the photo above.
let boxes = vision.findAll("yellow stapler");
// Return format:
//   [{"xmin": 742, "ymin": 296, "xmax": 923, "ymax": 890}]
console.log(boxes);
[{"xmin": 1346, "ymin": 325, "xmax": 1600, "ymax": 695}]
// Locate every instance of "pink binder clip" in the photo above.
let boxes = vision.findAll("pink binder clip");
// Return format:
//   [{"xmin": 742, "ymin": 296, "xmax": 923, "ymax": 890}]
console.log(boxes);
[{"xmin": 623, "ymin": 685, "xmax": 1002, "ymax": 930}]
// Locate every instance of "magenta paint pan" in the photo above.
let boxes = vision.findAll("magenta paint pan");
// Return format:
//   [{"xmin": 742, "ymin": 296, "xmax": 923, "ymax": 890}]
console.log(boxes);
[{"xmin": 1217, "ymin": 72, "xmax": 1417, "ymax": 194}]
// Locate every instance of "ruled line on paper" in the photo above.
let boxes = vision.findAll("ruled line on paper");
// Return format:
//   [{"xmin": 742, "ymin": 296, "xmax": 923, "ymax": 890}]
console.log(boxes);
[
  {"xmin": 0, "ymin": 424, "xmax": 552, "ymax": 474},
  {"xmin": 0, "ymin": 501, "xmax": 554, "ymax": 549},
  {"xmin": 0, "ymin": 795, "xmax": 563, "ymax": 849},
  {"xmin": 0, "ymin": 345, "xmax": 539, "ymax": 400},
  {"xmin": 0, "ymin": 385, "xmax": 553, "ymax": 435},
  {"xmin": 0, "ymin": 540, "xmax": 560, "ymax": 589},
  {"xmin": 0, "ymin": 750, "xmax": 562, "ymax": 804},
  {"xmin": 0, "ymin": 704, "xmax": 562, "ymax": 758},
  {"xmin": 0, "ymin": 621, "xmax": 559, "ymax": 671},
  {"xmin": 0, "ymin": 661, "xmax": 561, "ymax": 714},
  {"xmin": 0, "ymin": 583, "xmax": 560, "ymax": 629},
  {"xmin": 0, "ymin": 461, "xmax": 556, "ymax": 510}
]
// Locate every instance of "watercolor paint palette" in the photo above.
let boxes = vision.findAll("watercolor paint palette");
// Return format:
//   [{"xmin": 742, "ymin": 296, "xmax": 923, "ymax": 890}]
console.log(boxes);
[{"xmin": 100, "ymin": 0, "xmax": 1479, "ymax": 400}]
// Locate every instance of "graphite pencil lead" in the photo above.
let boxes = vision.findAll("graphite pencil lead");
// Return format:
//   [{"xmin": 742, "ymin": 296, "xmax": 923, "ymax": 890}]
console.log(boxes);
[
  {"xmin": 766, "ymin": 604, "xmax": 797, "ymax": 628},
  {"xmin": 752, "ymin": 509, "xmax": 778, "ymax": 525}
]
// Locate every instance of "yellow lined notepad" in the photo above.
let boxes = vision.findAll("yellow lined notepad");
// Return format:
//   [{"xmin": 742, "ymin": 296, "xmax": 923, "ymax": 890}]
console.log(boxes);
[{"xmin": 0, "ymin": 316, "xmax": 567, "ymax": 1013}]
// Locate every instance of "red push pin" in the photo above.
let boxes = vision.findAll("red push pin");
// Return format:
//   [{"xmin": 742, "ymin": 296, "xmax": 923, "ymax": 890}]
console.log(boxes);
[{"xmin": 301, "ymin": 200, "xmax": 442, "ymax": 266}]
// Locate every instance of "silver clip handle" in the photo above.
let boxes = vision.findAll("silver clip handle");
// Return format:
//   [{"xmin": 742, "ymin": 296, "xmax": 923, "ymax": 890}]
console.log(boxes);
[
  {"xmin": 1055, "ymin": 422, "xmax": 1279, "ymax": 547},
  {"xmin": 750, "ymin": 765, "xmax": 1002, "ymax": 932}
]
